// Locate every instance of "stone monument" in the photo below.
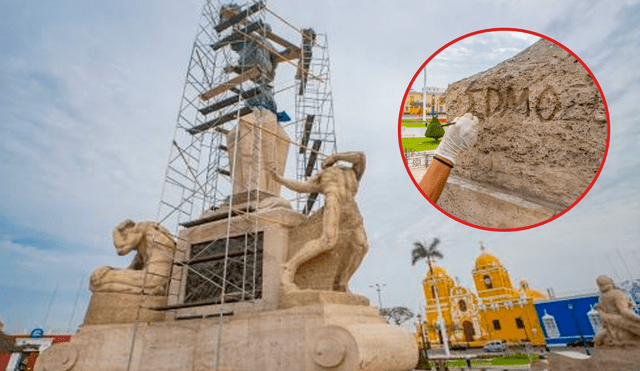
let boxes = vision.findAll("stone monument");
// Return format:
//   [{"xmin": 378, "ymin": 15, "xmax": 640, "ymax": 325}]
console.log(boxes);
[
  {"xmin": 531, "ymin": 276, "xmax": 640, "ymax": 371},
  {"xmin": 226, "ymin": 108, "xmax": 290, "ymax": 198},
  {"xmin": 35, "ymin": 152, "xmax": 418, "ymax": 371},
  {"xmin": 85, "ymin": 220, "xmax": 177, "ymax": 325},
  {"xmin": 439, "ymin": 38, "xmax": 607, "ymax": 228}
]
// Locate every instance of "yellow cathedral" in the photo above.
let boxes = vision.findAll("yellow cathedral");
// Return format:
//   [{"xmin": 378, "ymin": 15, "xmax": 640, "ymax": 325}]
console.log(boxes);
[{"xmin": 417, "ymin": 244, "xmax": 548, "ymax": 348}]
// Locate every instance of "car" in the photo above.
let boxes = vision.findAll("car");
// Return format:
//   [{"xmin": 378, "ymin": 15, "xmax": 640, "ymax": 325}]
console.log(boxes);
[
  {"xmin": 449, "ymin": 343, "xmax": 470, "ymax": 351},
  {"xmin": 483, "ymin": 340, "xmax": 507, "ymax": 353}
]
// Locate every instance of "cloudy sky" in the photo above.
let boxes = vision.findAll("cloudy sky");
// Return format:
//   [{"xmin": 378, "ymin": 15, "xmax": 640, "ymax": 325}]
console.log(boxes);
[
  {"xmin": 409, "ymin": 31, "xmax": 541, "ymax": 91},
  {"xmin": 1, "ymin": 0, "xmax": 639, "ymax": 333}
]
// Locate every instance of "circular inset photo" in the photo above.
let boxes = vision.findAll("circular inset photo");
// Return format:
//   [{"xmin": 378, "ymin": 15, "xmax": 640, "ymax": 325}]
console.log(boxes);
[{"xmin": 398, "ymin": 29, "xmax": 609, "ymax": 231}]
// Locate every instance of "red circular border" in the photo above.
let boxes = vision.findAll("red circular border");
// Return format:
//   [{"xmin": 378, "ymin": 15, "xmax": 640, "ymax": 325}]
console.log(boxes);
[{"xmin": 397, "ymin": 27, "xmax": 611, "ymax": 232}]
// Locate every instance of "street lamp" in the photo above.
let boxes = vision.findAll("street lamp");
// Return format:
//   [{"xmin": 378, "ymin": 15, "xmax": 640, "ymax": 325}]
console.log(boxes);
[
  {"xmin": 422, "ymin": 68, "xmax": 427, "ymax": 122},
  {"xmin": 370, "ymin": 283, "xmax": 386, "ymax": 309},
  {"xmin": 431, "ymin": 94, "xmax": 436, "ymax": 117},
  {"xmin": 567, "ymin": 303, "xmax": 590, "ymax": 355}
]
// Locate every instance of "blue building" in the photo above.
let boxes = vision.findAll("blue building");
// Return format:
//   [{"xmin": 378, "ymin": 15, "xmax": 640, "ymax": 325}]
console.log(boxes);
[{"xmin": 534, "ymin": 294, "xmax": 601, "ymax": 347}]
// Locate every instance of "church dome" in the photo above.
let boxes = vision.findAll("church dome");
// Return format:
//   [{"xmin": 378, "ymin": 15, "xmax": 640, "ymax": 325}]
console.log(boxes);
[
  {"xmin": 519, "ymin": 278, "xmax": 549, "ymax": 300},
  {"xmin": 427, "ymin": 265, "xmax": 450, "ymax": 279},
  {"xmin": 474, "ymin": 243, "xmax": 501, "ymax": 268}
]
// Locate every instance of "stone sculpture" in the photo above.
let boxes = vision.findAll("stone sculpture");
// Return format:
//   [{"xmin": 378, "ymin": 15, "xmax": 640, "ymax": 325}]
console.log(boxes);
[
  {"xmin": 594, "ymin": 275, "xmax": 640, "ymax": 347},
  {"xmin": 536, "ymin": 275, "xmax": 640, "ymax": 371},
  {"xmin": 219, "ymin": 4, "xmax": 279, "ymax": 113},
  {"xmin": 226, "ymin": 108, "xmax": 290, "ymax": 197},
  {"xmin": 268, "ymin": 151, "xmax": 368, "ymax": 294},
  {"xmin": 89, "ymin": 219, "xmax": 176, "ymax": 295}
]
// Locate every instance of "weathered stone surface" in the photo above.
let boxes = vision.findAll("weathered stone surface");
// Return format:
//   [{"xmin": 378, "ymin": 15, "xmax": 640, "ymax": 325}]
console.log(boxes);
[
  {"xmin": 438, "ymin": 176, "xmax": 562, "ymax": 229},
  {"xmin": 38, "ymin": 304, "xmax": 418, "ymax": 371},
  {"xmin": 271, "ymin": 152, "xmax": 368, "ymax": 295},
  {"xmin": 443, "ymin": 39, "xmax": 607, "ymax": 224},
  {"xmin": 90, "ymin": 220, "xmax": 177, "ymax": 296},
  {"xmin": 227, "ymin": 109, "xmax": 290, "ymax": 196},
  {"xmin": 280, "ymin": 290, "xmax": 369, "ymax": 309},
  {"xmin": 83, "ymin": 292, "xmax": 167, "ymax": 325},
  {"xmin": 593, "ymin": 276, "xmax": 640, "ymax": 347},
  {"xmin": 287, "ymin": 207, "xmax": 367, "ymax": 294}
]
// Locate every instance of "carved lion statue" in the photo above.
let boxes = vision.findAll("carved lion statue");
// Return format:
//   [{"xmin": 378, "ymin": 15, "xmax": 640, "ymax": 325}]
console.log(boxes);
[{"xmin": 89, "ymin": 220, "xmax": 176, "ymax": 295}]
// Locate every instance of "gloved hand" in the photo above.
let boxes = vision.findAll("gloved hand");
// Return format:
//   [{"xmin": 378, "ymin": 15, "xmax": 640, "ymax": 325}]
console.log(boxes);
[{"xmin": 434, "ymin": 112, "xmax": 480, "ymax": 165}]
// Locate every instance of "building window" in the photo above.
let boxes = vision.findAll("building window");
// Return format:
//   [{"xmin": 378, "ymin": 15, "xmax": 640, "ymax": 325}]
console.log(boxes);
[
  {"xmin": 431, "ymin": 285, "xmax": 436, "ymax": 298},
  {"xmin": 483, "ymin": 275, "xmax": 493, "ymax": 289},
  {"xmin": 493, "ymin": 319, "xmax": 501, "ymax": 331},
  {"xmin": 458, "ymin": 300, "xmax": 467, "ymax": 312},
  {"xmin": 542, "ymin": 310, "xmax": 560, "ymax": 339},
  {"xmin": 439, "ymin": 105, "xmax": 444, "ymax": 113},
  {"xmin": 515, "ymin": 317, "xmax": 525, "ymax": 329}
]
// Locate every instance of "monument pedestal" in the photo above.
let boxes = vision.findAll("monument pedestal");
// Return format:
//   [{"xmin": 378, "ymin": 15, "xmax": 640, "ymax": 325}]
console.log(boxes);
[
  {"xmin": 84, "ymin": 292, "xmax": 167, "ymax": 325},
  {"xmin": 36, "ymin": 304, "xmax": 418, "ymax": 371},
  {"xmin": 37, "ymin": 148, "xmax": 417, "ymax": 371}
]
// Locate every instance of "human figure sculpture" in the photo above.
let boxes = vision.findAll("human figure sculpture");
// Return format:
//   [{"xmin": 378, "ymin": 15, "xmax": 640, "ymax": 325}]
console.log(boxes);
[
  {"xmin": 593, "ymin": 275, "xmax": 640, "ymax": 347},
  {"xmin": 268, "ymin": 151, "xmax": 368, "ymax": 294},
  {"xmin": 219, "ymin": 4, "xmax": 279, "ymax": 113},
  {"xmin": 89, "ymin": 220, "xmax": 176, "ymax": 295}
]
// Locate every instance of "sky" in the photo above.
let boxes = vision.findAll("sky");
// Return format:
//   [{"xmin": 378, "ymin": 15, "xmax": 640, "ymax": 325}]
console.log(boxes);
[
  {"xmin": 1, "ymin": 0, "xmax": 639, "ymax": 334},
  {"xmin": 409, "ymin": 31, "xmax": 541, "ymax": 91}
]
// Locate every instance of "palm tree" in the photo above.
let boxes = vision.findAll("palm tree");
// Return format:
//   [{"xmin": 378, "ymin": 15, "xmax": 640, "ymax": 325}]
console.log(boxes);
[
  {"xmin": 411, "ymin": 237, "xmax": 450, "ymax": 356},
  {"xmin": 411, "ymin": 238, "xmax": 442, "ymax": 276}
]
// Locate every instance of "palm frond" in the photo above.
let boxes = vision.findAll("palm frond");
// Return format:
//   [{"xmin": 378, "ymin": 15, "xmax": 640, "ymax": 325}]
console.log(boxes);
[{"xmin": 411, "ymin": 242, "xmax": 427, "ymax": 265}]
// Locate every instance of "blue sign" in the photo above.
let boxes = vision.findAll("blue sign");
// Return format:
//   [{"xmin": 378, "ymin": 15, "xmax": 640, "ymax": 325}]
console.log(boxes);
[{"xmin": 30, "ymin": 328, "xmax": 44, "ymax": 338}]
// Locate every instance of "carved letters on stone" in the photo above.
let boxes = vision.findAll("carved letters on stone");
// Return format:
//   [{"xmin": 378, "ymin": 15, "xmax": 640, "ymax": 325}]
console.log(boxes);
[{"xmin": 445, "ymin": 39, "xmax": 607, "ymax": 208}]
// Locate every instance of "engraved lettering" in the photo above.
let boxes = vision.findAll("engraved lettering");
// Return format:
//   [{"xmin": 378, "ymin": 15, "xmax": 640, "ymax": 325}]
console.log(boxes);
[
  {"xmin": 485, "ymin": 87, "xmax": 503, "ymax": 117},
  {"xmin": 464, "ymin": 80, "xmax": 484, "ymax": 117},
  {"xmin": 503, "ymin": 87, "xmax": 530, "ymax": 116},
  {"xmin": 536, "ymin": 86, "xmax": 560, "ymax": 122}
]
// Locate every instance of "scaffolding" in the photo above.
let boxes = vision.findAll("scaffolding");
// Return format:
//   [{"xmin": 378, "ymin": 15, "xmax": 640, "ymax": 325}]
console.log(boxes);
[
  {"xmin": 123, "ymin": 1, "xmax": 337, "ymax": 370},
  {"xmin": 156, "ymin": 0, "xmax": 336, "ymax": 230}
]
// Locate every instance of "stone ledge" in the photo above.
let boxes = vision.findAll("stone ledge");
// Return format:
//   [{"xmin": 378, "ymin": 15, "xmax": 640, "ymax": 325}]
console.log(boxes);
[
  {"xmin": 280, "ymin": 290, "xmax": 370, "ymax": 309},
  {"xmin": 83, "ymin": 292, "xmax": 167, "ymax": 325},
  {"xmin": 437, "ymin": 176, "xmax": 564, "ymax": 229}
]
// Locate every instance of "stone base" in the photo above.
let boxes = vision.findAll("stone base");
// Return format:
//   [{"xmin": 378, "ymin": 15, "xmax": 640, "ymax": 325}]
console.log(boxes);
[
  {"xmin": 280, "ymin": 290, "xmax": 370, "ymax": 309},
  {"xmin": 84, "ymin": 292, "xmax": 167, "ymax": 325},
  {"xmin": 541, "ymin": 347, "xmax": 640, "ymax": 371},
  {"xmin": 38, "ymin": 304, "xmax": 418, "ymax": 371},
  {"xmin": 437, "ymin": 176, "xmax": 564, "ymax": 229}
]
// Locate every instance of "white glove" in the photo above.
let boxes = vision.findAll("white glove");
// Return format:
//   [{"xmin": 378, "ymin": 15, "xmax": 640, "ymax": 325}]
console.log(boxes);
[{"xmin": 434, "ymin": 113, "xmax": 480, "ymax": 165}]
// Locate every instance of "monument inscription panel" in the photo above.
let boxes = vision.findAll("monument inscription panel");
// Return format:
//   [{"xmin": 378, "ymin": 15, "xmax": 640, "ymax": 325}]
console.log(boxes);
[{"xmin": 184, "ymin": 232, "xmax": 263, "ymax": 304}]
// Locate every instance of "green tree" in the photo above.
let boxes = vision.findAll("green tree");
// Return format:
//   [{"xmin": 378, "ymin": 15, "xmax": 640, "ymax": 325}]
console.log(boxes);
[
  {"xmin": 379, "ymin": 306, "xmax": 415, "ymax": 326},
  {"xmin": 424, "ymin": 116, "xmax": 445, "ymax": 142}
]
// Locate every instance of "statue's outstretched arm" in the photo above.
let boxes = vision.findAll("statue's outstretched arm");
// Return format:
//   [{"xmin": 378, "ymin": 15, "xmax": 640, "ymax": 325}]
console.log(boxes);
[{"xmin": 267, "ymin": 163, "xmax": 321, "ymax": 194}]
